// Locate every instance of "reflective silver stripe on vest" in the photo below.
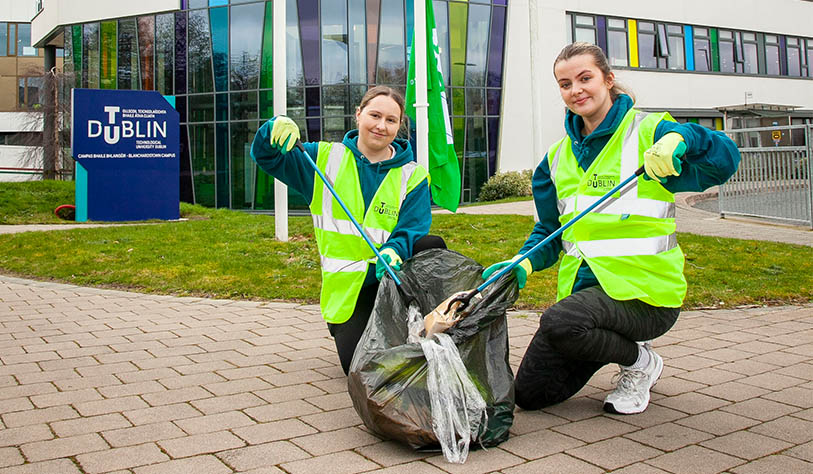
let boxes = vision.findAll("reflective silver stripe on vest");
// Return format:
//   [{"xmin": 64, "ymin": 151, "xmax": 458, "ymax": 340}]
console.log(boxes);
[
  {"xmin": 549, "ymin": 142, "xmax": 564, "ymax": 185},
  {"xmin": 562, "ymin": 240, "xmax": 581, "ymax": 257},
  {"xmin": 578, "ymin": 195, "xmax": 675, "ymax": 219},
  {"xmin": 578, "ymin": 234, "xmax": 677, "ymax": 258},
  {"xmin": 320, "ymin": 255, "xmax": 369, "ymax": 273},
  {"xmin": 620, "ymin": 112, "xmax": 648, "ymax": 181},
  {"xmin": 559, "ymin": 196, "xmax": 575, "ymax": 216}
]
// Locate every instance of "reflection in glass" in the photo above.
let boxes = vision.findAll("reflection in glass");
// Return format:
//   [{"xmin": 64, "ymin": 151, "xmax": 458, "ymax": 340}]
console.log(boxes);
[
  {"xmin": 260, "ymin": 90, "xmax": 273, "ymax": 119},
  {"xmin": 230, "ymin": 121, "xmax": 259, "ymax": 209},
  {"xmin": 449, "ymin": 2, "xmax": 467, "ymax": 87},
  {"xmin": 465, "ymin": 5, "xmax": 489, "ymax": 87},
  {"xmin": 137, "ymin": 16, "xmax": 155, "ymax": 90},
  {"xmin": 322, "ymin": 85, "xmax": 348, "ymax": 115},
  {"xmin": 155, "ymin": 13, "xmax": 174, "ymax": 95},
  {"xmin": 287, "ymin": 0, "xmax": 304, "ymax": 87},
  {"xmin": 486, "ymin": 6, "xmax": 506, "ymax": 87},
  {"xmin": 210, "ymin": 7, "xmax": 229, "ymax": 92},
  {"xmin": 216, "ymin": 93, "xmax": 228, "ymax": 121},
  {"xmin": 117, "ymin": 19, "xmax": 139, "ymax": 89},
  {"xmin": 287, "ymin": 87, "xmax": 305, "ymax": 119},
  {"xmin": 190, "ymin": 123, "xmax": 215, "ymax": 207},
  {"xmin": 466, "ymin": 88, "xmax": 485, "ymax": 116},
  {"xmin": 175, "ymin": 12, "xmax": 187, "ymax": 95},
  {"xmin": 189, "ymin": 94, "xmax": 214, "ymax": 122},
  {"xmin": 188, "ymin": 10, "xmax": 213, "ymax": 93},
  {"xmin": 0, "ymin": 23, "xmax": 6, "ymax": 56},
  {"xmin": 230, "ymin": 2, "xmax": 264, "ymax": 90},
  {"xmin": 231, "ymin": 91, "xmax": 258, "ymax": 120},
  {"xmin": 72, "ymin": 26, "xmax": 82, "ymax": 88},
  {"xmin": 83, "ymin": 23, "xmax": 100, "ymax": 89},
  {"xmin": 608, "ymin": 29, "xmax": 628, "ymax": 67},
  {"xmin": 216, "ymin": 122, "xmax": 229, "ymax": 207},
  {"xmin": 377, "ymin": 0, "xmax": 405, "ymax": 84},
  {"xmin": 260, "ymin": 2, "xmax": 274, "ymax": 89},
  {"xmin": 348, "ymin": 0, "xmax": 366, "ymax": 84},
  {"xmin": 321, "ymin": 0, "xmax": 348, "ymax": 84},
  {"xmin": 298, "ymin": 0, "xmax": 320, "ymax": 85},
  {"xmin": 63, "ymin": 26, "xmax": 73, "ymax": 87},
  {"xmin": 366, "ymin": 0, "xmax": 381, "ymax": 83},
  {"xmin": 100, "ymin": 21, "xmax": 117, "ymax": 89},
  {"xmin": 465, "ymin": 116, "xmax": 487, "ymax": 200}
]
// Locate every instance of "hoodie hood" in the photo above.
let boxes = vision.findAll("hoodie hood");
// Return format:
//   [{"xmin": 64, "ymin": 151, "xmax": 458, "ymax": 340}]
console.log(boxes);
[
  {"xmin": 564, "ymin": 94, "xmax": 634, "ymax": 163},
  {"xmin": 342, "ymin": 130, "xmax": 415, "ymax": 170}
]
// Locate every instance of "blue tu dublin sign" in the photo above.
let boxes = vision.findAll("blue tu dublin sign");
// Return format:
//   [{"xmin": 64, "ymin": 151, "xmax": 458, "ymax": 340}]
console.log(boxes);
[{"xmin": 71, "ymin": 89, "xmax": 180, "ymax": 222}]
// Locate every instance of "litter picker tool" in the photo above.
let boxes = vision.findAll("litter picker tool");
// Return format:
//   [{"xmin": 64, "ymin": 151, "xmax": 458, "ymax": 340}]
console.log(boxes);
[
  {"xmin": 294, "ymin": 141, "xmax": 417, "ymax": 305},
  {"xmin": 446, "ymin": 165, "xmax": 648, "ymax": 314}
]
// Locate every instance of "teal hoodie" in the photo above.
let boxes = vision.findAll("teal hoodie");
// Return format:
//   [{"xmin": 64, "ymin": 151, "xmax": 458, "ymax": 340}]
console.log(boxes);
[
  {"xmin": 250, "ymin": 118, "xmax": 432, "ymax": 287},
  {"xmin": 519, "ymin": 94, "xmax": 740, "ymax": 294}
]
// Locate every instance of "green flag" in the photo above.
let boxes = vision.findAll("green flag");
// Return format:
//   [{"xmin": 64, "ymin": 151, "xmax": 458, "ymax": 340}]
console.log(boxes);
[{"xmin": 406, "ymin": 0, "xmax": 460, "ymax": 212}]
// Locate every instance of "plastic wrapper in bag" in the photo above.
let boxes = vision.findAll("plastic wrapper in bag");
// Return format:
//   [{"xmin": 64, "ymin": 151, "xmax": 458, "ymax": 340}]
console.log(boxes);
[{"xmin": 347, "ymin": 248, "xmax": 518, "ymax": 453}]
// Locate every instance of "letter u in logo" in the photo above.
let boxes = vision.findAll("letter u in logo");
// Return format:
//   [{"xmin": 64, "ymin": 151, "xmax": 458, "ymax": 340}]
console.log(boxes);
[{"xmin": 103, "ymin": 125, "xmax": 121, "ymax": 145}]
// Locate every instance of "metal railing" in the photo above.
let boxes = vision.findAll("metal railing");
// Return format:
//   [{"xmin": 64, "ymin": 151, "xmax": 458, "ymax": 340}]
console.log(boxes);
[{"xmin": 720, "ymin": 124, "xmax": 812, "ymax": 228}]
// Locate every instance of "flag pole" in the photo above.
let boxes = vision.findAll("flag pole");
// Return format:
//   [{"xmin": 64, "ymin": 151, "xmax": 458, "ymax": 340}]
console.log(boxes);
[
  {"xmin": 413, "ymin": 0, "xmax": 429, "ymax": 170},
  {"xmin": 273, "ymin": 0, "xmax": 288, "ymax": 241}
]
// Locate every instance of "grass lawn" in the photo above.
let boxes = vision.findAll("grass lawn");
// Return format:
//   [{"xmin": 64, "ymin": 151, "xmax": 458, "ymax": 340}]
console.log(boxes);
[{"xmin": 0, "ymin": 183, "xmax": 810, "ymax": 310}]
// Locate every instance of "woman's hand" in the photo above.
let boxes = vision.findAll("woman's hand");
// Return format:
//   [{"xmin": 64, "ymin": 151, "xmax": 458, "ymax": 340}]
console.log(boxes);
[
  {"xmin": 644, "ymin": 132, "xmax": 686, "ymax": 183},
  {"xmin": 375, "ymin": 248, "xmax": 403, "ymax": 281},
  {"xmin": 482, "ymin": 255, "xmax": 533, "ymax": 289},
  {"xmin": 270, "ymin": 116, "xmax": 300, "ymax": 153}
]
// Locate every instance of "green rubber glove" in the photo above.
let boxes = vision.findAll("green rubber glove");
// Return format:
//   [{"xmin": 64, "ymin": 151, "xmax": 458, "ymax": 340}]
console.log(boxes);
[
  {"xmin": 270, "ymin": 116, "xmax": 300, "ymax": 153},
  {"xmin": 481, "ymin": 255, "xmax": 533, "ymax": 289},
  {"xmin": 643, "ymin": 132, "xmax": 686, "ymax": 183},
  {"xmin": 375, "ymin": 248, "xmax": 403, "ymax": 281}
]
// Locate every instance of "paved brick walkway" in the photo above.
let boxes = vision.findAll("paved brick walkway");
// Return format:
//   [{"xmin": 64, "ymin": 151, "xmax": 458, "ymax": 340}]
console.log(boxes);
[{"xmin": 1, "ymin": 275, "xmax": 811, "ymax": 473}]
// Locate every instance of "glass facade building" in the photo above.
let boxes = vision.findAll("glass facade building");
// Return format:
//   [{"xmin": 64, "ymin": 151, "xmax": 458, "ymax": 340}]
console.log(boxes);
[{"xmin": 60, "ymin": 0, "xmax": 509, "ymax": 209}]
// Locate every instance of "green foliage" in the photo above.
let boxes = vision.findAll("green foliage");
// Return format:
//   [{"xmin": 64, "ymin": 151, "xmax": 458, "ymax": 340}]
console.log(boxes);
[
  {"xmin": 477, "ymin": 170, "xmax": 533, "ymax": 202},
  {"xmin": 0, "ymin": 180, "xmax": 75, "ymax": 224}
]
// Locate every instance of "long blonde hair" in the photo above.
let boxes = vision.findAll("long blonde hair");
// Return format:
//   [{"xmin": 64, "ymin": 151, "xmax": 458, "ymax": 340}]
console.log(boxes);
[{"xmin": 553, "ymin": 42, "xmax": 635, "ymax": 102}]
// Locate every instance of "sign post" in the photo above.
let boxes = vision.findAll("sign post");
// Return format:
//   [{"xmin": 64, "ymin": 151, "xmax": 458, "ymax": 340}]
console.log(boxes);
[{"xmin": 71, "ymin": 89, "xmax": 180, "ymax": 222}]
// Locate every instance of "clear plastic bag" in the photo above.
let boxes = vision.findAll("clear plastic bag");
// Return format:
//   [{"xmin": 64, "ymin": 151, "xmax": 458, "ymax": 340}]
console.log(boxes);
[{"xmin": 419, "ymin": 333, "xmax": 487, "ymax": 463}]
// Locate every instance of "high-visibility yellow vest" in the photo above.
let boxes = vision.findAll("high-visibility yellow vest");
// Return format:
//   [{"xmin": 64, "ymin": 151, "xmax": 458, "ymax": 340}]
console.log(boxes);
[
  {"xmin": 310, "ymin": 142, "xmax": 429, "ymax": 323},
  {"xmin": 547, "ymin": 109, "xmax": 687, "ymax": 308}
]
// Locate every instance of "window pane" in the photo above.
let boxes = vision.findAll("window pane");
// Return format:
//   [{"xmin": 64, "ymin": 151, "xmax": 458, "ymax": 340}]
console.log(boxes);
[
  {"xmin": 17, "ymin": 23, "xmax": 36, "ymax": 56},
  {"xmin": 286, "ymin": 0, "xmax": 304, "ymax": 87},
  {"xmin": 83, "ymin": 23, "xmax": 100, "ymax": 89},
  {"xmin": 575, "ymin": 27, "xmax": 596, "ymax": 44},
  {"xmin": 117, "ymin": 19, "xmax": 139, "ymax": 89},
  {"xmin": 230, "ymin": 121, "xmax": 259, "ymax": 209},
  {"xmin": 694, "ymin": 38, "xmax": 710, "ymax": 71},
  {"xmin": 321, "ymin": 1, "xmax": 348, "ymax": 85},
  {"xmin": 788, "ymin": 46, "xmax": 801, "ymax": 76},
  {"xmin": 230, "ymin": 2, "xmax": 264, "ymax": 90},
  {"xmin": 608, "ymin": 30, "xmax": 628, "ymax": 67},
  {"xmin": 465, "ymin": 4, "xmax": 489, "ymax": 87},
  {"xmin": 694, "ymin": 27, "xmax": 707, "ymax": 37},
  {"xmin": 434, "ymin": 1, "xmax": 451, "ymax": 86},
  {"xmin": 348, "ymin": 0, "xmax": 366, "ymax": 84},
  {"xmin": 8, "ymin": 23, "xmax": 15, "ymax": 55},
  {"xmin": 155, "ymin": 13, "xmax": 174, "ymax": 95},
  {"xmin": 190, "ymin": 123, "xmax": 215, "ymax": 207},
  {"xmin": 575, "ymin": 15, "xmax": 594, "ymax": 26},
  {"xmin": 189, "ymin": 94, "xmax": 214, "ymax": 122},
  {"xmin": 188, "ymin": 10, "xmax": 213, "ymax": 93},
  {"xmin": 377, "ymin": 0, "xmax": 405, "ymax": 84},
  {"xmin": 766, "ymin": 45, "xmax": 780, "ymax": 74},
  {"xmin": 608, "ymin": 18, "xmax": 625, "ymax": 29},
  {"xmin": 230, "ymin": 91, "xmax": 258, "ymax": 120},
  {"xmin": 743, "ymin": 43, "xmax": 758, "ymax": 74},
  {"xmin": 667, "ymin": 34, "xmax": 684, "ymax": 69},
  {"xmin": 638, "ymin": 32, "xmax": 657, "ymax": 68},
  {"xmin": 565, "ymin": 13, "xmax": 572, "ymax": 44},
  {"xmin": 137, "ymin": 16, "xmax": 155, "ymax": 90},
  {"xmin": 0, "ymin": 23, "xmax": 6, "ymax": 56},
  {"xmin": 719, "ymin": 41, "xmax": 735, "ymax": 72},
  {"xmin": 742, "ymin": 32, "xmax": 755, "ymax": 42}
]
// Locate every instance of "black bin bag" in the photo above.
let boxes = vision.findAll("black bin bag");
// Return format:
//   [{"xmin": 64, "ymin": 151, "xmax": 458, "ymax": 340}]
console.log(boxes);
[{"xmin": 347, "ymin": 248, "xmax": 518, "ymax": 453}]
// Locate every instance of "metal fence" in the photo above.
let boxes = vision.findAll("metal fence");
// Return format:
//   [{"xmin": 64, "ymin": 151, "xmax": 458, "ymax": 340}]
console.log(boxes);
[{"xmin": 720, "ymin": 124, "xmax": 812, "ymax": 228}]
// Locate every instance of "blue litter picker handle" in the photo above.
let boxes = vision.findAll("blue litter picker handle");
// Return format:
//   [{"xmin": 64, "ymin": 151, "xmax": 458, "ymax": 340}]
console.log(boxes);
[
  {"xmin": 295, "ymin": 140, "xmax": 402, "ymax": 286},
  {"xmin": 445, "ymin": 165, "xmax": 647, "ymax": 314}
]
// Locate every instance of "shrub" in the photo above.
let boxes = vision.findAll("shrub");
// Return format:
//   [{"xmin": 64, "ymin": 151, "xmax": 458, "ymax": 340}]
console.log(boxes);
[{"xmin": 477, "ymin": 169, "xmax": 533, "ymax": 202}]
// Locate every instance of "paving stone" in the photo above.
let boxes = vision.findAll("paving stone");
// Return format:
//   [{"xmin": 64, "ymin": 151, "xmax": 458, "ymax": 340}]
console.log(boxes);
[
  {"xmin": 0, "ymin": 447, "xmax": 24, "ymax": 468},
  {"xmin": 159, "ymin": 431, "xmax": 246, "ymax": 458},
  {"xmin": 133, "ymin": 455, "xmax": 233, "ymax": 474},
  {"xmin": 21, "ymin": 433, "xmax": 109, "ymax": 462},
  {"xmin": 424, "ymin": 447, "xmax": 525, "ymax": 473},
  {"xmin": 280, "ymin": 450, "xmax": 380, "ymax": 474},
  {"xmin": 697, "ymin": 380, "xmax": 772, "ymax": 402},
  {"xmin": 52, "ymin": 413, "xmax": 132, "ymax": 437},
  {"xmin": 625, "ymin": 422, "xmax": 714, "ymax": 452},
  {"xmin": 123, "ymin": 403, "xmax": 201, "ymax": 425},
  {"xmin": 509, "ymin": 409, "xmax": 570, "ymax": 435},
  {"xmin": 551, "ymin": 416, "xmax": 638, "ymax": 443},
  {"xmin": 290, "ymin": 427, "xmax": 380, "ymax": 456},
  {"xmin": 646, "ymin": 444, "xmax": 743, "ymax": 474},
  {"xmin": 191, "ymin": 392, "xmax": 267, "ymax": 415},
  {"xmin": 785, "ymin": 440, "xmax": 813, "ymax": 463},
  {"xmin": 247, "ymin": 399, "xmax": 323, "ymax": 423},
  {"xmin": 0, "ymin": 458, "xmax": 81, "ymax": 473},
  {"xmin": 75, "ymin": 395, "xmax": 150, "ymax": 416},
  {"xmin": 360, "ymin": 460, "xmax": 447, "ymax": 474},
  {"xmin": 499, "ymin": 429, "xmax": 584, "ymax": 460},
  {"xmin": 701, "ymin": 430, "xmax": 792, "ymax": 460},
  {"xmin": 76, "ymin": 443, "xmax": 170, "ymax": 473},
  {"xmin": 216, "ymin": 441, "xmax": 310, "ymax": 471},
  {"xmin": 174, "ymin": 410, "xmax": 256, "ymax": 435},
  {"xmin": 502, "ymin": 453, "xmax": 605, "ymax": 474},
  {"xmin": 730, "ymin": 454, "xmax": 813, "ymax": 474},
  {"xmin": 1, "ymin": 405, "xmax": 79, "ymax": 427},
  {"xmin": 721, "ymin": 397, "xmax": 800, "ymax": 421},
  {"xmin": 232, "ymin": 418, "xmax": 317, "ymax": 445},
  {"xmin": 354, "ymin": 440, "xmax": 430, "ymax": 467},
  {"xmin": 565, "ymin": 437, "xmax": 663, "ymax": 471},
  {"xmin": 749, "ymin": 415, "xmax": 813, "ymax": 443},
  {"xmin": 101, "ymin": 421, "xmax": 186, "ymax": 447},
  {"xmin": 0, "ymin": 424, "xmax": 53, "ymax": 447}
]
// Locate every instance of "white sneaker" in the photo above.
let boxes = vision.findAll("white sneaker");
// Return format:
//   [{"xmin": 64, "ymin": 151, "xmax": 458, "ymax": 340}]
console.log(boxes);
[{"xmin": 603, "ymin": 348, "xmax": 663, "ymax": 415}]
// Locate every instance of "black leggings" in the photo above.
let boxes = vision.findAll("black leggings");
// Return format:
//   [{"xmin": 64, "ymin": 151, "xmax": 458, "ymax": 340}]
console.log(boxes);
[
  {"xmin": 328, "ymin": 235, "xmax": 447, "ymax": 375},
  {"xmin": 514, "ymin": 286, "xmax": 679, "ymax": 410}
]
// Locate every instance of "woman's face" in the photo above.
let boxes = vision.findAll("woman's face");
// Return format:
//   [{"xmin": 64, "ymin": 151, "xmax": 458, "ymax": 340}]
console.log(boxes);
[
  {"xmin": 554, "ymin": 53, "xmax": 614, "ymax": 123},
  {"xmin": 356, "ymin": 95, "xmax": 402, "ymax": 152}
]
